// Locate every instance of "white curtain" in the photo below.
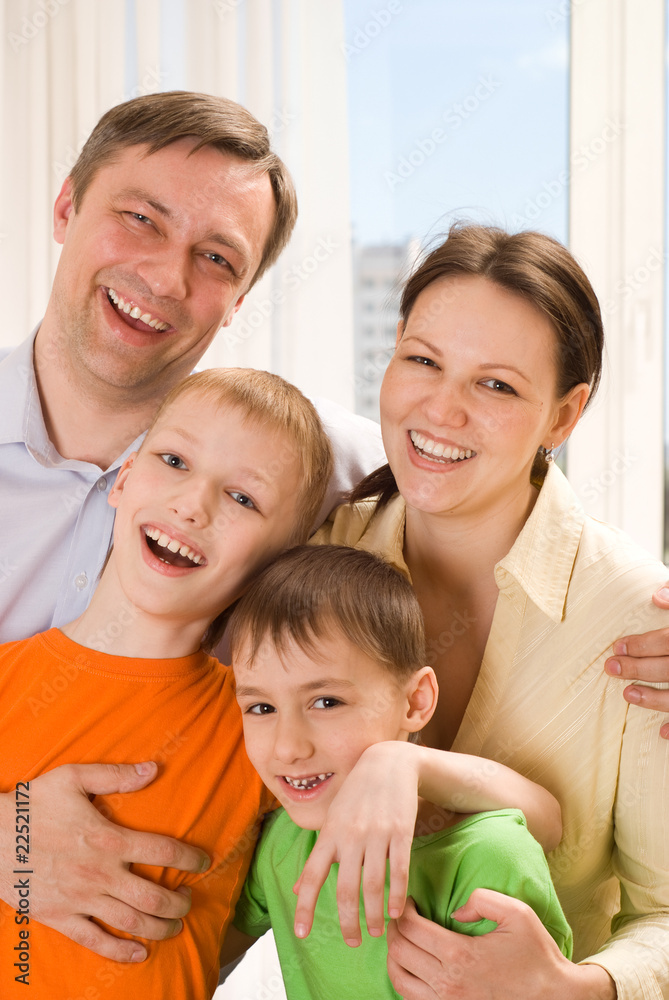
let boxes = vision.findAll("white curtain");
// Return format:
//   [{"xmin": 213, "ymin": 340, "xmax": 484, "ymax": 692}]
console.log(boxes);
[
  {"xmin": 0, "ymin": 0, "xmax": 126, "ymax": 346},
  {"xmin": 0, "ymin": 0, "xmax": 355, "ymax": 408}
]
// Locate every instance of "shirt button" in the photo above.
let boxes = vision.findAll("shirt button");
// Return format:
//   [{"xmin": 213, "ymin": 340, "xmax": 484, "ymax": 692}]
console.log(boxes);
[
  {"xmin": 74, "ymin": 573, "xmax": 88, "ymax": 590},
  {"xmin": 96, "ymin": 477, "xmax": 108, "ymax": 492}
]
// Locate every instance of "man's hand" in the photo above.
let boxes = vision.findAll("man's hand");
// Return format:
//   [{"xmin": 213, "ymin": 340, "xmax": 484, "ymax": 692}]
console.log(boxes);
[
  {"xmin": 0, "ymin": 762, "xmax": 210, "ymax": 962},
  {"xmin": 605, "ymin": 583, "xmax": 669, "ymax": 738},
  {"xmin": 386, "ymin": 894, "xmax": 616, "ymax": 999}
]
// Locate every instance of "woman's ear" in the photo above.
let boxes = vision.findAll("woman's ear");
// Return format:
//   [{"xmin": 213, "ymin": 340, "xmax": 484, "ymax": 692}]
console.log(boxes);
[
  {"xmin": 108, "ymin": 453, "xmax": 137, "ymax": 509},
  {"xmin": 547, "ymin": 382, "xmax": 590, "ymax": 450},
  {"xmin": 403, "ymin": 666, "xmax": 439, "ymax": 735}
]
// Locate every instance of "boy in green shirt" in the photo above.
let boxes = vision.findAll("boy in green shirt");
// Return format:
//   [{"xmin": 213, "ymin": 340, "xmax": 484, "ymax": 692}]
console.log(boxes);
[{"xmin": 221, "ymin": 544, "xmax": 572, "ymax": 1000}]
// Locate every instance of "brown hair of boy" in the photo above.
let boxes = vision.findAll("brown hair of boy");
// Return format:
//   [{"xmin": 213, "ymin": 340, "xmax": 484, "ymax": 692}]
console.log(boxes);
[{"xmin": 227, "ymin": 544, "xmax": 426, "ymax": 680}]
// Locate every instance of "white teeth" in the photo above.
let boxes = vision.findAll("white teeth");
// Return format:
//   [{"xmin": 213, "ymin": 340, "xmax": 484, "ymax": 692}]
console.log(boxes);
[
  {"xmin": 107, "ymin": 288, "xmax": 170, "ymax": 332},
  {"xmin": 284, "ymin": 773, "xmax": 333, "ymax": 789},
  {"xmin": 409, "ymin": 431, "xmax": 474, "ymax": 464},
  {"xmin": 143, "ymin": 526, "xmax": 204, "ymax": 566}
]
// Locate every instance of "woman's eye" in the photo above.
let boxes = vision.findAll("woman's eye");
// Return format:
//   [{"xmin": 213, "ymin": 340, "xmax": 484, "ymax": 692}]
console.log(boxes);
[
  {"xmin": 408, "ymin": 355, "xmax": 437, "ymax": 367},
  {"xmin": 127, "ymin": 212, "xmax": 151, "ymax": 224},
  {"xmin": 229, "ymin": 491, "xmax": 256, "ymax": 509},
  {"xmin": 247, "ymin": 703, "xmax": 275, "ymax": 716},
  {"xmin": 313, "ymin": 697, "xmax": 342, "ymax": 710},
  {"xmin": 481, "ymin": 378, "xmax": 516, "ymax": 395},
  {"xmin": 160, "ymin": 453, "xmax": 187, "ymax": 470}
]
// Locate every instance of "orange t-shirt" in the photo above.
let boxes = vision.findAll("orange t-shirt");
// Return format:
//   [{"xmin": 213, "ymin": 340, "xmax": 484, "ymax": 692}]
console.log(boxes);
[{"xmin": 0, "ymin": 628, "xmax": 273, "ymax": 999}]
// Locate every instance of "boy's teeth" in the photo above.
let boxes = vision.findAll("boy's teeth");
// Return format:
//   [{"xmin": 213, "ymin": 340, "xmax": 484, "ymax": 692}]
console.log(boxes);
[
  {"xmin": 143, "ymin": 526, "xmax": 204, "ymax": 565},
  {"xmin": 284, "ymin": 773, "xmax": 333, "ymax": 790},
  {"xmin": 107, "ymin": 288, "xmax": 170, "ymax": 331},
  {"xmin": 409, "ymin": 431, "xmax": 473, "ymax": 464}
]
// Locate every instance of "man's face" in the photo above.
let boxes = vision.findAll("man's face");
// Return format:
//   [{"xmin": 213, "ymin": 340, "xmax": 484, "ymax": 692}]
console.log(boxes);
[{"xmin": 48, "ymin": 139, "xmax": 276, "ymax": 398}]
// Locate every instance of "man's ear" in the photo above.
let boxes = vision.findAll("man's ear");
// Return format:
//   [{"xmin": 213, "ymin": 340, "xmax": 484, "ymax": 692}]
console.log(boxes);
[
  {"xmin": 108, "ymin": 453, "xmax": 137, "ymax": 509},
  {"xmin": 403, "ymin": 666, "xmax": 439, "ymax": 735},
  {"xmin": 221, "ymin": 293, "xmax": 247, "ymax": 328},
  {"xmin": 53, "ymin": 176, "xmax": 75, "ymax": 245}
]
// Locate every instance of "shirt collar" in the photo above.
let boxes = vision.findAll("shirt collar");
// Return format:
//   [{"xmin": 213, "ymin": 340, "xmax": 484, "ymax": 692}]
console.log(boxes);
[
  {"xmin": 0, "ymin": 326, "xmax": 145, "ymax": 474},
  {"xmin": 495, "ymin": 462, "xmax": 585, "ymax": 623},
  {"xmin": 354, "ymin": 462, "xmax": 585, "ymax": 623}
]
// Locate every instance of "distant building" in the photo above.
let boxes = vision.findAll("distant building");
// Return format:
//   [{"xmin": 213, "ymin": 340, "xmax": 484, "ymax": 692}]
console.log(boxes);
[{"xmin": 352, "ymin": 242, "xmax": 411, "ymax": 421}]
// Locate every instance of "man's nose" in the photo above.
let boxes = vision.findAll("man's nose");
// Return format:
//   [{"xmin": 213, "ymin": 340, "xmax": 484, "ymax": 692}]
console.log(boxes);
[{"xmin": 136, "ymin": 243, "xmax": 190, "ymax": 302}]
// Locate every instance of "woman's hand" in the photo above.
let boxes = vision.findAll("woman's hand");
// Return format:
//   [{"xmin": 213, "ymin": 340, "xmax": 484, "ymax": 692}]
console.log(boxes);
[
  {"xmin": 387, "ymin": 894, "xmax": 617, "ymax": 999},
  {"xmin": 293, "ymin": 741, "xmax": 422, "ymax": 945},
  {"xmin": 0, "ymin": 762, "xmax": 210, "ymax": 961},
  {"xmin": 605, "ymin": 583, "xmax": 669, "ymax": 738}
]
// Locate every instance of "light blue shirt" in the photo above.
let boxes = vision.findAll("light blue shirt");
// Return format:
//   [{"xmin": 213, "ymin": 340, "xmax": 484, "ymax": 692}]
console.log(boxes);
[
  {"xmin": 0, "ymin": 332, "xmax": 142, "ymax": 641},
  {"xmin": 0, "ymin": 332, "xmax": 386, "ymax": 642}
]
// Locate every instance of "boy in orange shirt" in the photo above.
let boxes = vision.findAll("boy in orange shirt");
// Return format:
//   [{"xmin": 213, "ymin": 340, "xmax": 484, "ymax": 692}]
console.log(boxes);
[{"xmin": 0, "ymin": 367, "xmax": 332, "ymax": 999}]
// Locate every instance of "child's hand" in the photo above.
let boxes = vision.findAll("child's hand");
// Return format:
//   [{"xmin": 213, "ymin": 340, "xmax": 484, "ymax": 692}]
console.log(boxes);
[{"xmin": 293, "ymin": 741, "xmax": 422, "ymax": 947}]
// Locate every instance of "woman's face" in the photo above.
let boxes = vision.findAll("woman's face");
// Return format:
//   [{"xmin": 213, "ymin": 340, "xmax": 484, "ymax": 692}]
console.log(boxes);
[{"xmin": 380, "ymin": 273, "xmax": 580, "ymax": 518}]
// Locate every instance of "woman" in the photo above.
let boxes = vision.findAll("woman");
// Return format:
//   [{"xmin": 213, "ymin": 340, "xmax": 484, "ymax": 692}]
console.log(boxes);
[{"xmin": 313, "ymin": 224, "xmax": 669, "ymax": 999}]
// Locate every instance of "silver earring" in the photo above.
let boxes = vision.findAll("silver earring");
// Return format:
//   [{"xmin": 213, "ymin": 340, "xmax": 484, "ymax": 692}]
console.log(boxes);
[{"xmin": 543, "ymin": 443, "xmax": 555, "ymax": 463}]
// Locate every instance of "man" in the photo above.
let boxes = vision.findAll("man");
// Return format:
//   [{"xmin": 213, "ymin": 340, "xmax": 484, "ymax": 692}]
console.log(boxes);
[{"xmin": 0, "ymin": 91, "xmax": 384, "ymax": 963}]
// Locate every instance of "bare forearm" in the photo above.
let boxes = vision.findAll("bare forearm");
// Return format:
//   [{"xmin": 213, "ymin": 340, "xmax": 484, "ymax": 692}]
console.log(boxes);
[{"xmin": 411, "ymin": 745, "xmax": 562, "ymax": 850}]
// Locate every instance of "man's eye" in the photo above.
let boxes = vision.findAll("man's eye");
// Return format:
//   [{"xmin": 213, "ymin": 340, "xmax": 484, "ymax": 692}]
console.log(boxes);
[
  {"xmin": 481, "ymin": 378, "xmax": 516, "ymax": 395},
  {"xmin": 204, "ymin": 252, "xmax": 231, "ymax": 269},
  {"xmin": 229, "ymin": 491, "xmax": 256, "ymax": 509},
  {"xmin": 313, "ymin": 697, "xmax": 342, "ymax": 709},
  {"xmin": 160, "ymin": 453, "xmax": 187, "ymax": 470},
  {"xmin": 247, "ymin": 703, "xmax": 275, "ymax": 715},
  {"xmin": 128, "ymin": 212, "xmax": 151, "ymax": 224}
]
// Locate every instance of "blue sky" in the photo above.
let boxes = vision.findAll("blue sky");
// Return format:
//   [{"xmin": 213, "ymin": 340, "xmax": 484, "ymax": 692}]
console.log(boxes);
[{"xmin": 343, "ymin": 0, "xmax": 570, "ymax": 248}]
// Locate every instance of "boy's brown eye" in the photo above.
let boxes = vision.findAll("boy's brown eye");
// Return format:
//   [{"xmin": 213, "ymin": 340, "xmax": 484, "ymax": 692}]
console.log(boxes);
[{"xmin": 248, "ymin": 703, "xmax": 275, "ymax": 715}]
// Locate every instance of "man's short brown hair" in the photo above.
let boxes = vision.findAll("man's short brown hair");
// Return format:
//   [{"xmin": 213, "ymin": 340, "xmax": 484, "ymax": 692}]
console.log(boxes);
[
  {"xmin": 227, "ymin": 544, "xmax": 426, "ymax": 679},
  {"xmin": 69, "ymin": 91, "xmax": 297, "ymax": 288}
]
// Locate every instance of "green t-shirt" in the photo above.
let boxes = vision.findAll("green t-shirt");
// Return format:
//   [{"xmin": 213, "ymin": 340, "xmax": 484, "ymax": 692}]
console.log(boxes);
[{"xmin": 233, "ymin": 807, "xmax": 573, "ymax": 1000}]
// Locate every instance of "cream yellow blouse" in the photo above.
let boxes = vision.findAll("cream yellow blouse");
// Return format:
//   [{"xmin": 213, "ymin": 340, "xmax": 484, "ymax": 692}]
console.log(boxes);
[{"xmin": 312, "ymin": 463, "xmax": 669, "ymax": 1000}]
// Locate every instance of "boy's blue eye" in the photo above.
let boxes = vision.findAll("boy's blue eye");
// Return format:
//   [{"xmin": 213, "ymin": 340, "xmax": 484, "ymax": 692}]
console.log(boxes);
[
  {"xmin": 160, "ymin": 453, "xmax": 187, "ymax": 470},
  {"xmin": 247, "ymin": 703, "xmax": 275, "ymax": 715},
  {"xmin": 313, "ymin": 697, "xmax": 342, "ymax": 709},
  {"xmin": 230, "ymin": 491, "xmax": 255, "ymax": 509}
]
